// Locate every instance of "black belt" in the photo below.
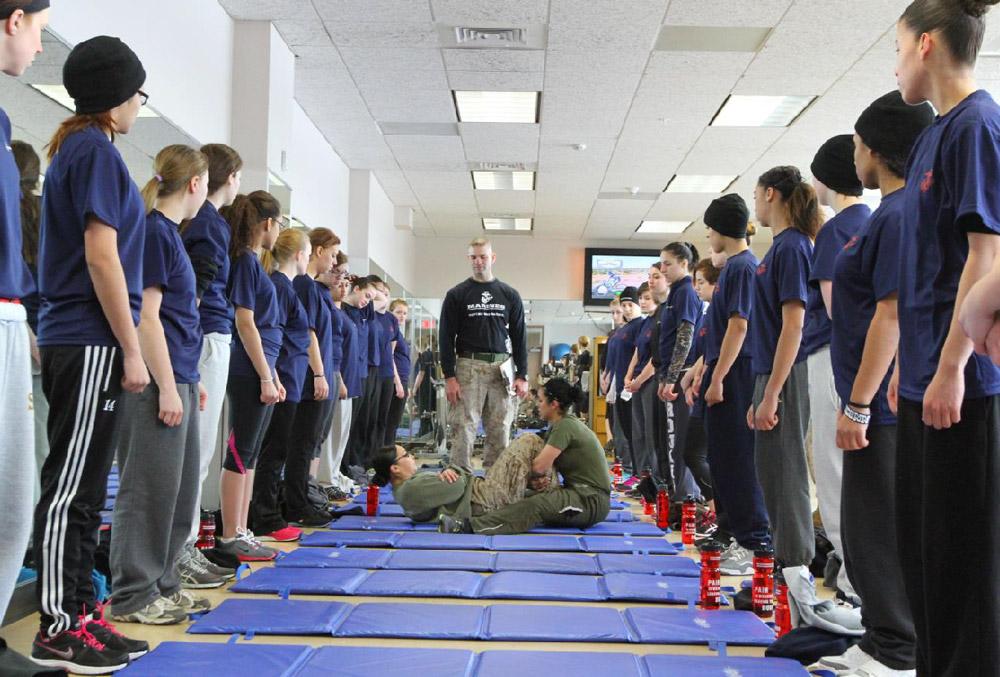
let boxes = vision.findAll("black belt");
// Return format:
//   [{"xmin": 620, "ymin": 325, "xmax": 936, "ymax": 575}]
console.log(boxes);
[{"xmin": 459, "ymin": 352, "xmax": 508, "ymax": 364}]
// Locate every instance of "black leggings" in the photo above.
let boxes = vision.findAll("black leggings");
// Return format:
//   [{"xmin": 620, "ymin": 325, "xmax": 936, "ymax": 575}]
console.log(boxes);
[
  {"xmin": 225, "ymin": 374, "xmax": 275, "ymax": 472},
  {"xmin": 284, "ymin": 398, "xmax": 332, "ymax": 517},
  {"xmin": 683, "ymin": 415, "xmax": 713, "ymax": 501}
]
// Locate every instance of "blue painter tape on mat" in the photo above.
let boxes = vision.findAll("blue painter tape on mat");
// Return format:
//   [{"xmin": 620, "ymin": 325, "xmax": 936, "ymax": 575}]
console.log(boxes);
[
  {"xmin": 603, "ymin": 510, "xmax": 635, "ymax": 522},
  {"xmin": 355, "ymin": 569, "xmax": 484, "ymax": 598},
  {"xmin": 296, "ymin": 646, "xmax": 476, "ymax": 677},
  {"xmin": 642, "ymin": 655, "xmax": 809, "ymax": 676},
  {"xmin": 602, "ymin": 573, "xmax": 706, "ymax": 604},
  {"xmin": 330, "ymin": 515, "xmax": 416, "ymax": 531},
  {"xmin": 483, "ymin": 604, "xmax": 632, "ymax": 642},
  {"xmin": 229, "ymin": 567, "xmax": 370, "ymax": 595},
  {"xmin": 299, "ymin": 531, "xmax": 400, "ymax": 548},
  {"xmin": 594, "ymin": 553, "xmax": 700, "ymax": 577},
  {"xmin": 580, "ymin": 536, "xmax": 680, "ymax": 554},
  {"xmin": 475, "ymin": 650, "xmax": 644, "ymax": 677},
  {"xmin": 610, "ymin": 500, "xmax": 627, "ymax": 509},
  {"xmin": 487, "ymin": 535, "xmax": 582, "ymax": 552},
  {"xmin": 582, "ymin": 521, "xmax": 665, "ymax": 536},
  {"xmin": 385, "ymin": 550, "xmax": 496, "ymax": 572},
  {"xmin": 187, "ymin": 599, "xmax": 351, "ymax": 636},
  {"xmin": 623, "ymin": 608, "xmax": 775, "ymax": 646},
  {"xmin": 116, "ymin": 642, "xmax": 313, "ymax": 677},
  {"xmin": 395, "ymin": 532, "xmax": 491, "ymax": 550},
  {"xmin": 492, "ymin": 551, "xmax": 601, "ymax": 575},
  {"xmin": 335, "ymin": 602, "xmax": 486, "ymax": 640},
  {"xmin": 274, "ymin": 548, "xmax": 392, "ymax": 569},
  {"xmin": 478, "ymin": 571, "xmax": 606, "ymax": 602}
]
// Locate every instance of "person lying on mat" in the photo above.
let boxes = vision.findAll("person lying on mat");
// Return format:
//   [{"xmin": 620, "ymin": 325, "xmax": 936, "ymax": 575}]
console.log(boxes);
[
  {"xmin": 438, "ymin": 378, "xmax": 612, "ymax": 535},
  {"xmin": 371, "ymin": 434, "xmax": 557, "ymax": 523}
]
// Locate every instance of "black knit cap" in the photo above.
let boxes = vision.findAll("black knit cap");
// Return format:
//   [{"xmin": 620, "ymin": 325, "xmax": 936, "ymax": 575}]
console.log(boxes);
[
  {"xmin": 855, "ymin": 91, "xmax": 935, "ymax": 161},
  {"xmin": 704, "ymin": 193, "xmax": 749, "ymax": 239},
  {"xmin": 63, "ymin": 36, "xmax": 146, "ymax": 115},
  {"xmin": 618, "ymin": 286, "xmax": 639, "ymax": 305},
  {"xmin": 811, "ymin": 135, "xmax": 863, "ymax": 197}
]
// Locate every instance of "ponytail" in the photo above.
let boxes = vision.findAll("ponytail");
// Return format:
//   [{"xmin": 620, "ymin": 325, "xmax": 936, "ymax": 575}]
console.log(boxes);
[
  {"xmin": 758, "ymin": 166, "xmax": 822, "ymax": 239},
  {"xmin": 542, "ymin": 377, "xmax": 585, "ymax": 415},
  {"xmin": 371, "ymin": 445, "xmax": 398, "ymax": 487},
  {"xmin": 201, "ymin": 143, "xmax": 243, "ymax": 195},
  {"xmin": 11, "ymin": 140, "xmax": 41, "ymax": 266},
  {"xmin": 222, "ymin": 190, "xmax": 281, "ymax": 261},
  {"xmin": 140, "ymin": 144, "xmax": 209, "ymax": 215},
  {"xmin": 261, "ymin": 227, "xmax": 309, "ymax": 274}
]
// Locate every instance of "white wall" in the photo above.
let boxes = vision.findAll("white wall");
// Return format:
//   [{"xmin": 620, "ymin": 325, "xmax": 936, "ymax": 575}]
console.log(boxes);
[
  {"xmin": 287, "ymin": 104, "xmax": 350, "ymax": 249},
  {"xmin": 50, "ymin": 0, "xmax": 234, "ymax": 145},
  {"xmin": 369, "ymin": 174, "xmax": 417, "ymax": 294}
]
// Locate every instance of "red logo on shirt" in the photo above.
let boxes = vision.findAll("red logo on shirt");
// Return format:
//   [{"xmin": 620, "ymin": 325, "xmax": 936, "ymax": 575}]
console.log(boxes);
[
  {"xmin": 699, "ymin": 327, "xmax": 707, "ymax": 338},
  {"xmin": 756, "ymin": 263, "xmax": 767, "ymax": 275},
  {"xmin": 843, "ymin": 235, "xmax": 858, "ymax": 251},
  {"xmin": 920, "ymin": 170, "xmax": 933, "ymax": 193}
]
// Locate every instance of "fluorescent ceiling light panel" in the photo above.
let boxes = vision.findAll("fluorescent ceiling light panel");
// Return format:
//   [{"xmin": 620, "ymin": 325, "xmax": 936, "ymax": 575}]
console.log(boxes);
[
  {"xmin": 472, "ymin": 171, "xmax": 535, "ymax": 191},
  {"xmin": 637, "ymin": 221, "xmax": 691, "ymax": 234},
  {"xmin": 454, "ymin": 91, "xmax": 539, "ymax": 123},
  {"xmin": 483, "ymin": 217, "xmax": 533, "ymax": 231},
  {"xmin": 665, "ymin": 175, "xmax": 737, "ymax": 193},
  {"xmin": 711, "ymin": 95, "xmax": 815, "ymax": 127},
  {"xmin": 31, "ymin": 84, "xmax": 159, "ymax": 118}
]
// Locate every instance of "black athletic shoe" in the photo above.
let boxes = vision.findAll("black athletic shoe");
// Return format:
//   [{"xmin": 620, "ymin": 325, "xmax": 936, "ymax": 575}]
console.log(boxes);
[
  {"xmin": 84, "ymin": 605, "xmax": 149, "ymax": 660},
  {"xmin": 290, "ymin": 510, "xmax": 332, "ymax": 528},
  {"xmin": 31, "ymin": 627, "xmax": 129, "ymax": 676},
  {"xmin": 438, "ymin": 514, "xmax": 472, "ymax": 534},
  {"xmin": 201, "ymin": 546, "xmax": 241, "ymax": 571}
]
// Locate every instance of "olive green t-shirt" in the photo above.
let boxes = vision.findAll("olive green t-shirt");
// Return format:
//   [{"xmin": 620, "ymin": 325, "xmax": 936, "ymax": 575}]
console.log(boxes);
[
  {"xmin": 545, "ymin": 415, "xmax": 612, "ymax": 496},
  {"xmin": 393, "ymin": 466, "xmax": 475, "ymax": 522}
]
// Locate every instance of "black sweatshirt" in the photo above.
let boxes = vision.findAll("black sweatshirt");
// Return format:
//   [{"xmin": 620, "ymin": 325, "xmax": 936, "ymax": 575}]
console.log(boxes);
[{"xmin": 439, "ymin": 277, "xmax": 527, "ymax": 380}]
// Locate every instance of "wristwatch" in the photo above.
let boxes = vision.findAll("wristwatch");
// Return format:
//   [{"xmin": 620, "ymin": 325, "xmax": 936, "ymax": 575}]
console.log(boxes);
[{"xmin": 843, "ymin": 404, "xmax": 871, "ymax": 425}]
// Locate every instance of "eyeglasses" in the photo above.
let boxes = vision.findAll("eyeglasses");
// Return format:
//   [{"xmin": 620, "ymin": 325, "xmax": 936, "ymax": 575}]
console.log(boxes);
[
  {"xmin": 137, "ymin": 90, "xmax": 149, "ymax": 106},
  {"xmin": 396, "ymin": 451, "xmax": 412, "ymax": 462}
]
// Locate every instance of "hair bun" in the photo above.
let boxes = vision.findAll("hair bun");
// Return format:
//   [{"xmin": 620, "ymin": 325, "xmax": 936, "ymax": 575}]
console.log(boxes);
[
  {"xmin": 746, "ymin": 222, "xmax": 758, "ymax": 237},
  {"xmin": 962, "ymin": 0, "xmax": 999, "ymax": 17}
]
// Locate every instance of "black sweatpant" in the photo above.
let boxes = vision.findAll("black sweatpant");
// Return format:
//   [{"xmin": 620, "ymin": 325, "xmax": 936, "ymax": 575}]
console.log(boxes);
[
  {"xmin": 384, "ymin": 393, "xmax": 407, "ymax": 447},
  {"xmin": 346, "ymin": 368, "xmax": 378, "ymax": 469},
  {"xmin": 614, "ymin": 397, "xmax": 636, "ymax": 473},
  {"xmin": 250, "ymin": 401, "xmax": 298, "ymax": 535},
  {"xmin": 896, "ymin": 396, "xmax": 1000, "ymax": 677},
  {"xmin": 372, "ymin": 377, "xmax": 394, "ymax": 450},
  {"xmin": 34, "ymin": 345, "xmax": 124, "ymax": 636},
  {"xmin": 224, "ymin": 374, "xmax": 274, "ymax": 473},
  {"xmin": 683, "ymin": 415, "xmax": 714, "ymax": 501},
  {"xmin": 841, "ymin": 423, "xmax": 915, "ymax": 671},
  {"xmin": 283, "ymin": 398, "xmax": 331, "ymax": 518}
]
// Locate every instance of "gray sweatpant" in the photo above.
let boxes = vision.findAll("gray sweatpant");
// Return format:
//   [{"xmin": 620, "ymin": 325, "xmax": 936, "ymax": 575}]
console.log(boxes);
[
  {"xmin": 753, "ymin": 361, "xmax": 813, "ymax": 567},
  {"xmin": 111, "ymin": 383, "xmax": 201, "ymax": 615}
]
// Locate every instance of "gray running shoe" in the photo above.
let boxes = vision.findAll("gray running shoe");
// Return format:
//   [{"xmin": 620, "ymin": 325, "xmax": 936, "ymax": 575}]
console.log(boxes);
[
  {"xmin": 111, "ymin": 597, "xmax": 187, "ymax": 625},
  {"xmin": 177, "ymin": 547, "xmax": 225, "ymax": 589},
  {"xmin": 215, "ymin": 528, "xmax": 278, "ymax": 562},
  {"xmin": 166, "ymin": 589, "xmax": 212, "ymax": 614},
  {"xmin": 191, "ymin": 545, "xmax": 236, "ymax": 580},
  {"xmin": 718, "ymin": 542, "xmax": 754, "ymax": 576}
]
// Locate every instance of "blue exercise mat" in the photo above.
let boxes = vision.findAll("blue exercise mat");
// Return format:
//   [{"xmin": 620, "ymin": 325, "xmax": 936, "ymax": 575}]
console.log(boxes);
[
  {"xmin": 602, "ymin": 573, "xmax": 707, "ymax": 605},
  {"xmin": 488, "ymin": 535, "xmax": 582, "ymax": 552},
  {"xmin": 187, "ymin": 599, "xmax": 351, "ymax": 636},
  {"xmin": 493, "ymin": 551, "xmax": 601, "ymax": 575},
  {"xmin": 580, "ymin": 536, "xmax": 680, "ymax": 554},
  {"xmin": 478, "ymin": 571, "xmax": 606, "ymax": 602},
  {"xmin": 333, "ymin": 503, "xmax": 406, "ymax": 517},
  {"xmin": 385, "ymin": 549, "xmax": 496, "ymax": 572},
  {"xmin": 229, "ymin": 567, "xmax": 369, "ymax": 596},
  {"xmin": 595, "ymin": 553, "xmax": 700, "ymax": 577},
  {"xmin": 581, "ymin": 521, "xmax": 665, "ymax": 536},
  {"xmin": 623, "ymin": 608, "xmax": 775, "ymax": 646},
  {"xmin": 330, "ymin": 515, "xmax": 435, "ymax": 532},
  {"xmin": 274, "ymin": 548, "xmax": 392, "ymax": 569},
  {"xmin": 116, "ymin": 642, "xmax": 313, "ymax": 677},
  {"xmin": 483, "ymin": 604, "xmax": 632, "ymax": 642},
  {"xmin": 352, "ymin": 492, "xmax": 396, "ymax": 504},
  {"xmin": 300, "ymin": 531, "xmax": 400, "ymax": 548},
  {"xmin": 642, "ymin": 655, "xmax": 809, "ymax": 676},
  {"xmin": 295, "ymin": 646, "xmax": 476, "ymax": 677},
  {"xmin": 354, "ymin": 569, "xmax": 484, "ymax": 599},
  {"xmin": 609, "ymin": 500, "xmax": 627, "ymax": 509},
  {"xmin": 475, "ymin": 650, "xmax": 644, "ymax": 677},
  {"xmin": 395, "ymin": 532, "xmax": 491, "ymax": 550},
  {"xmin": 603, "ymin": 511, "xmax": 635, "ymax": 522},
  {"xmin": 335, "ymin": 602, "xmax": 486, "ymax": 640}
]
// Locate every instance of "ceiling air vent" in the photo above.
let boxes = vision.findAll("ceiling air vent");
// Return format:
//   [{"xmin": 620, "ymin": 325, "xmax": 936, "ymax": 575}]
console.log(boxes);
[
  {"xmin": 469, "ymin": 162, "xmax": 533, "ymax": 171},
  {"xmin": 455, "ymin": 27, "xmax": 527, "ymax": 47}
]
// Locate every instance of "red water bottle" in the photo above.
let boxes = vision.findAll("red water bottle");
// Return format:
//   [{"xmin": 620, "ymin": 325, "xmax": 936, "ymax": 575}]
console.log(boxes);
[
  {"xmin": 752, "ymin": 548, "xmax": 775, "ymax": 619},
  {"xmin": 774, "ymin": 571, "xmax": 792, "ymax": 638},
  {"xmin": 699, "ymin": 542, "xmax": 722, "ymax": 610},
  {"xmin": 655, "ymin": 487, "xmax": 670, "ymax": 530},
  {"xmin": 366, "ymin": 483, "xmax": 379, "ymax": 517},
  {"xmin": 681, "ymin": 497, "xmax": 697, "ymax": 545},
  {"xmin": 612, "ymin": 460, "xmax": 622, "ymax": 485},
  {"xmin": 643, "ymin": 498, "xmax": 655, "ymax": 515},
  {"xmin": 196, "ymin": 510, "xmax": 215, "ymax": 550}
]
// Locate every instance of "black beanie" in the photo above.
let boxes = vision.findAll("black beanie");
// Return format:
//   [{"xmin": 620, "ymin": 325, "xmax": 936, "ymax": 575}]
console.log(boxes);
[
  {"xmin": 63, "ymin": 36, "xmax": 146, "ymax": 115},
  {"xmin": 855, "ymin": 91, "xmax": 935, "ymax": 162},
  {"xmin": 704, "ymin": 193, "xmax": 749, "ymax": 239},
  {"xmin": 810, "ymin": 135, "xmax": 863, "ymax": 197},
  {"xmin": 619, "ymin": 286, "xmax": 639, "ymax": 305}
]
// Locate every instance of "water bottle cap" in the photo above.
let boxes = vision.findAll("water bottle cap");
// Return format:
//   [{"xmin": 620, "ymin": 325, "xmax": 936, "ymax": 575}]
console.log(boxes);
[
  {"xmin": 700, "ymin": 542, "xmax": 722, "ymax": 553},
  {"xmin": 753, "ymin": 548, "xmax": 774, "ymax": 558}
]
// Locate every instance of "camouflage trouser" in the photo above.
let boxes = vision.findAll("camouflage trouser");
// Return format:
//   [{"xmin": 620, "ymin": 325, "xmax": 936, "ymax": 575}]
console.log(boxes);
[
  {"xmin": 470, "ymin": 433, "xmax": 557, "ymax": 515},
  {"xmin": 448, "ymin": 357, "xmax": 516, "ymax": 471}
]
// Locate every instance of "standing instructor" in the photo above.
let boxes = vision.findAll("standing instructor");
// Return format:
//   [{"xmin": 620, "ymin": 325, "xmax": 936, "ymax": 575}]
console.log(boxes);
[{"xmin": 440, "ymin": 237, "xmax": 528, "ymax": 471}]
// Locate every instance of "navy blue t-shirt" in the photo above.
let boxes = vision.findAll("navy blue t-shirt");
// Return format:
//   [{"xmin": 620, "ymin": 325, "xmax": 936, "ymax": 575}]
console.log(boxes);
[
  {"xmin": 38, "ymin": 127, "xmax": 145, "ymax": 347},
  {"xmin": 899, "ymin": 90, "xmax": 1000, "ymax": 400},
  {"xmin": 182, "ymin": 201, "xmax": 233, "ymax": 336},
  {"xmin": 295, "ymin": 275, "xmax": 334, "ymax": 402},
  {"xmin": 752, "ymin": 229, "xmax": 812, "ymax": 376},
  {"xmin": 376, "ymin": 312, "xmax": 398, "ymax": 379},
  {"xmin": 658, "ymin": 276, "xmax": 702, "ymax": 381},
  {"xmin": 143, "ymin": 210, "xmax": 202, "ymax": 384},
  {"xmin": 613, "ymin": 317, "xmax": 643, "ymax": 393},
  {"xmin": 228, "ymin": 251, "xmax": 281, "ymax": 377},
  {"xmin": 802, "ymin": 204, "xmax": 870, "ymax": 357},
  {"xmin": 0, "ymin": 109, "xmax": 32, "ymax": 301},
  {"xmin": 330, "ymin": 303, "xmax": 345, "ymax": 373},
  {"xmin": 831, "ymin": 190, "xmax": 903, "ymax": 426},
  {"xmin": 271, "ymin": 272, "xmax": 310, "ymax": 403},
  {"xmin": 339, "ymin": 306, "xmax": 362, "ymax": 397},
  {"xmin": 704, "ymin": 249, "xmax": 757, "ymax": 367},
  {"xmin": 343, "ymin": 302, "xmax": 371, "ymax": 377},
  {"xmin": 633, "ymin": 315, "xmax": 656, "ymax": 378}
]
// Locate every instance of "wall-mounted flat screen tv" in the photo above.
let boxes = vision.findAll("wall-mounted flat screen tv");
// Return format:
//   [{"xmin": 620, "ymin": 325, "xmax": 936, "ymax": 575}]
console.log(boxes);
[{"xmin": 584, "ymin": 248, "xmax": 661, "ymax": 307}]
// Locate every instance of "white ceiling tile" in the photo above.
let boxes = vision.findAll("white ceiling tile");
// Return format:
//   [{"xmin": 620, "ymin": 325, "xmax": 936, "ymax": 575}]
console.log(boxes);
[
  {"xmin": 386, "ymin": 135, "xmax": 468, "ymax": 169},
  {"xmin": 543, "ymin": 89, "xmax": 634, "ymax": 114},
  {"xmin": 664, "ymin": 0, "xmax": 791, "ymax": 27},
  {"xmin": 585, "ymin": 198, "xmax": 654, "ymax": 229},
  {"xmin": 442, "ymin": 48, "xmax": 545, "ymax": 72},
  {"xmin": 544, "ymin": 70, "xmax": 642, "ymax": 98},
  {"xmin": 362, "ymin": 88, "xmax": 454, "ymax": 111},
  {"xmin": 431, "ymin": 0, "xmax": 550, "ymax": 25},
  {"xmin": 475, "ymin": 190, "xmax": 537, "ymax": 214},
  {"xmin": 323, "ymin": 21, "xmax": 441, "ymax": 47},
  {"xmin": 644, "ymin": 51, "xmax": 753, "ymax": 91},
  {"xmin": 550, "ymin": 0, "xmax": 669, "ymax": 25},
  {"xmin": 339, "ymin": 47, "xmax": 445, "ymax": 74},
  {"xmin": 314, "ymin": 0, "xmax": 433, "ymax": 23},
  {"xmin": 369, "ymin": 99, "xmax": 459, "ymax": 123},
  {"xmin": 547, "ymin": 23, "xmax": 661, "ymax": 51},
  {"xmin": 677, "ymin": 127, "xmax": 784, "ymax": 175},
  {"xmin": 538, "ymin": 139, "xmax": 615, "ymax": 170},
  {"xmin": 545, "ymin": 50, "xmax": 650, "ymax": 74},
  {"xmin": 646, "ymin": 192, "xmax": 717, "ymax": 221},
  {"xmin": 292, "ymin": 44, "xmax": 347, "ymax": 69},
  {"xmin": 541, "ymin": 111, "xmax": 628, "ymax": 139},
  {"xmin": 447, "ymin": 70, "xmax": 544, "ymax": 91},
  {"xmin": 219, "ymin": 0, "xmax": 320, "ymax": 21},
  {"xmin": 295, "ymin": 67, "xmax": 357, "ymax": 92},
  {"xmin": 460, "ymin": 123, "xmax": 540, "ymax": 163},
  {"xmin": 274, "ymin": 19, "xmax": 331, "ymax": 46},
  {"xmin": 353, "ymin": 68, "xmax": 450, "ymax": 94},
  {"xmin": 533, "ymin": 217, "xmax": 587, "ymax": 238}
]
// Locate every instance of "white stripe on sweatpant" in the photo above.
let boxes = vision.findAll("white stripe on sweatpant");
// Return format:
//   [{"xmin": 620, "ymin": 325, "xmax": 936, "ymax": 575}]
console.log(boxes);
[{"xmin": 41, "ymin": 346, "xmax": 111, "ymax": 635}]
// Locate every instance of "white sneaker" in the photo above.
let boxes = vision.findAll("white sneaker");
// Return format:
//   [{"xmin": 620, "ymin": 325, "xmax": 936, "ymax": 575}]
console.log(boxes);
[
  {"xmin": 846, "ymin": 659, "xmax": 916, "ymax": 677},
  {"xmin": 809, "ymin": 644, "xmax": 873, "ymax": 674}
]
